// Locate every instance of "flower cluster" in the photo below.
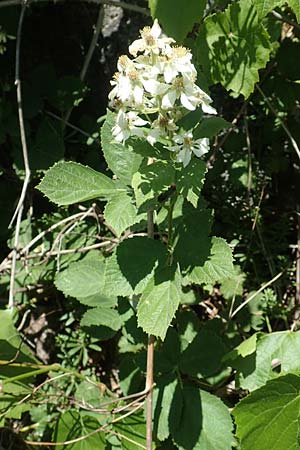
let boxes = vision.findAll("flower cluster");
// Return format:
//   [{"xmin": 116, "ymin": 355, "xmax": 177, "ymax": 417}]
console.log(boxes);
[{"xmin": 109, "ymin": 20, "xmax": 216, "ymax": 167}]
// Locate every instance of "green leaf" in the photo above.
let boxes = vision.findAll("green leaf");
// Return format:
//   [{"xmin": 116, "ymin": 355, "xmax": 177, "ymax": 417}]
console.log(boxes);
[
  {"xmin": 55, "ymin": 257, "xmax": 105, "ymax": 298},
  {"xmin": 173, "ymin": 205, "xmax": 213, "ymax": 270},
  {"xmin": 0, "ymin": 310, "xmax": 37, "ymax": 379},
  {"xmin": 137, "ymin": 267, "xmax": 182, "ymax": 340},
  {"xmin": 196, "ymin": 0, "xmax": 271, "ymax": 98},
  {"xmin": 31, "ymin": 118, "xmax": 64, "ymax": 170},
  {"xmin": 76, "ymin": 293, "xmax": 117, "ymax": 308},
  {"xmin": 233, "ymin": 373, "xmax": 300, "ymax": 450},
  {"xmin": 229, "ymin": 331, "xmax": 300, "ymax": 391},
  {"xmin": 53, "ymin": 410, "xmax": 106, "ymax": 450},
  {"xmin": 102, "ymin": 253, "xmax": 134, "ymax": 297},
  {"xmin": 153, "ymin": 373, "xmax": 178, "ymax": 441},
  {"xmin": 170, "ymin": 383, "xmax": 233, "ymax": 450},
  {"xmin": 251, "ymin": 0, "xmax": 286, "ymax": 19},
  {"xmin": 149, "ymin": 0, "xmax": 207, "ymax": 42},
  {"xmin": 0, "ymin": 381, "xmax": 31, "ymax": 421},
  {"xmin": 116, "ymin": 236, "xmax": 168, "ymax": 294},
  {"xmin": 101, "ymin": 110, "xmax": 143, "ymax": 185},
  {"xmin": 176, "ymin": 159, "xmax": 207, "ymax": 208},
  {"xmin": 193, "ymin": 117, "xmax": 231, "ymax": 139},
  {"xmin": 104, "ymin": 191, "xmax": 141, "ymax": 237},
  {"xmin": 288, "ymin": 0, "xmax": 300, "ymax": 21},
  {"xmin": 132, "ymin": 160, "xmax": 175, "ymax": 211},
  {"xmin": 81, "ymin": 307, "xmax": 122, "ymax": 331},
  {"xmin": 179, "ymin": 329, "xmax": 228, "ymax": 378},
  {"xmin": 37, "ymin": 161, "xmax": 118, "ymax": 206},
  {"xmin": 186, "ymin": 237, "xmax": 235, "ymax": 286},
  {"xmin": 113, "ymin": 410, "xmax": 147, "ymax": 450},
  {"xmin": 155, "ymin": 328, "xmax": 181, "ymax": 373}
]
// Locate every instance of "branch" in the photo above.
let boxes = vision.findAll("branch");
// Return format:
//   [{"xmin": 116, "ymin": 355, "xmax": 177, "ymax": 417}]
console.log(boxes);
[
  {"xmin": 230, "ymin": 270, "xmax": 284, "ymax": 318},
  {"xmin": 8, "ymin": 3, "xmax": 30, "ymax": 309}
]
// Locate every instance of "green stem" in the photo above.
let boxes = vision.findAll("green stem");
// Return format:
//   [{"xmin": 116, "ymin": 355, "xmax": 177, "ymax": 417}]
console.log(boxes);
[
  {"xmin": 167, "ymin": 193, "xmax": 178, "ymax": 265},
  {"xmin": 0, "ymin": 361, "xmax": 108, "ymax": 392}
]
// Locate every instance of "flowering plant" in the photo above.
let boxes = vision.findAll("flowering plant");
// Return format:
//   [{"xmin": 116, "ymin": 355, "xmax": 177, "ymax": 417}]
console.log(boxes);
[{"xmin": 109, "ymin": 20, "xmax": 216, "ymax": 167}]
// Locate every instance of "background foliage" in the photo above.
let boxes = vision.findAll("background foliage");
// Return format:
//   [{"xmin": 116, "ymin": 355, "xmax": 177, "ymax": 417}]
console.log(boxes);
[{"xmin": 0, "ymin": 0, "xmax": 300, "ymax": 449}]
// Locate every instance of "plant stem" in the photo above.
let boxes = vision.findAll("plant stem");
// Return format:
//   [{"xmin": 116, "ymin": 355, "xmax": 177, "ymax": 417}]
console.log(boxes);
[
  {"xmin": 145, "ymin": 334, "xmax": 155, "ymax": 450},
  {"xmin": 146, "ymin": 209, "xmax": 155, "ymax": 450}
]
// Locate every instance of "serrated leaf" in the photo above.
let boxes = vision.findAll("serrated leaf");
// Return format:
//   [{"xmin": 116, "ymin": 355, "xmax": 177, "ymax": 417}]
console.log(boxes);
[
  {"xmin": 196, "ymin": 0, "xmax": 271, "ymax": 98},
  {"xmin": 81, "ymin": 307, "xmax": 122, "ymax": 331},
  {"xmin": 188, "ymin": 237, "xmax": 234, "ymax": 285},
  {"xmin": 233, "ymin": 373, "xmax": 300, "ymax": 450},
  {"xmin": 132, "ymin": 160, "xmax": 175, "ymax": 211},
  {"xmin": 53, "ymin": 410, "xmax": 106, "ymax": 450},
  {"xmin": 229, "ymin": 331, "xmax": 300, "ymax": 391},
  {"xmin": 55, "ymin": 258, "xmax": 105, "ymax": 298},
  {"xmin": 149, "ymin": 0, "xmax": 207, "ymax": 42},
  {"xmin": 101, "ymin": 110, "xmax": 143, "ymax": 185},
  {"xmin": 137, "ymin": 267, "xmax": 182, "ymax": 340},
  {"xmin": 104, "ymin": 191, "xmax": 141, "ymax": 237},
  {"xmin": 102, "ymin": 253, "xmax": 134, "ymax": 297},
  {"xmin": 170, "ymin": 383, "xmax": 233, "ymax": 450},
  {"xmin": 116, "ymin": 236, "xmax": 168, "ymax": 294},
  {"xmin": 176, "ymin": 159, "xmax": 207, "ymax": 208},
  {"xmin": 37, "ymin": 161, "xmax": 118, "ymax": 205}
]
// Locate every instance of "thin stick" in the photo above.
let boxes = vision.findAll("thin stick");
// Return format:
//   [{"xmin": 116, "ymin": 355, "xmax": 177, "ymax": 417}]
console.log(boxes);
[
  {"xmin": 9, "ymin": 3, "xmax": 30, "ymax": 228},
  {"xmin": 8, "ymin": 3, "xmax": 29, "ymax": 309},
  {"xmin": 230, "ymin": 270, "xmax": 284, "ymax": 318}
]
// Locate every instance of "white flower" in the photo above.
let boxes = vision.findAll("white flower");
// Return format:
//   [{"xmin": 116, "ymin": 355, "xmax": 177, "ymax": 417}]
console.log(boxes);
[
  {"xmin": 129, "ymin": 19, "xmax": 174, "ymax": 57},
  {"xmin": 167, "ymin": 132, "xmax": 209, "ymax": 167},
  {"xmin": 161, "ymin": 75, "xmax": 202, "ymax": 111},
  {"xmin": 112, "ymin": 110, "xmax": 148, "ymax": 143},
  {"xmin": 162, "ymin": 46, "xmax": 196, "ymax": 83},
  {"xmin": 146, "ymin": 114, "xmax": 178, "ymax": 145}
]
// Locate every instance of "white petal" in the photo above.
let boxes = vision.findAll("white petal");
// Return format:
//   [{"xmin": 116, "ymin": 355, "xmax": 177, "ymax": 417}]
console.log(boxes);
[
  {"xmin": 202, "ymin": 103, "xmax": 217, "ymax": 115},
  {"xmin": 133, "ymin": 84, "xmax": 144, "ymax": 104},
  {"xmin": 164, "ymin": 64, "xmax": 177, "ymax": 83},
  {"xmin": 193, "ymin": 138, "xmax": 210, "ymax": 157},
  {"xmin": 162, "ymin": 89, "xmax": 177, "ymax": 109},
  {"xmin": 180, "ymin": 93, "xmax": 196, "ymax": 111},
  {"xmin": 151, "ymin": 19, "xmax": 162, "ymax": 39},
  {"xmin": 129, "ymin": 39, "xmax": 144, "ymax": 56},
  {"xmin": 177, "ymin": 148, "xmax": 191, "ymax": 167}
]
